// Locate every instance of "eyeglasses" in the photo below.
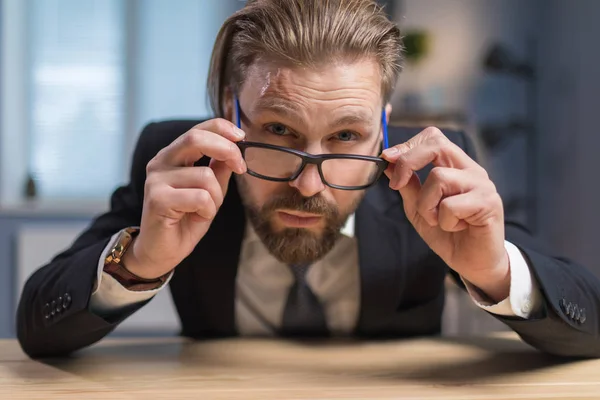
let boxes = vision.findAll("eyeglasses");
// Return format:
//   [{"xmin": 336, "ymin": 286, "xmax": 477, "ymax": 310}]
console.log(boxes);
[{"xmin": 234, "ymin": 97, "xmax": 390, "ymax": 191}]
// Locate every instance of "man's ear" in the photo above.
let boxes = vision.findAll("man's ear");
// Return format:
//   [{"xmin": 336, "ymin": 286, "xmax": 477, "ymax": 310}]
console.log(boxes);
[
  {"xmin": 385, "ymin": 103, "xmax": 392, "ymax": 124},
  {"xmin": 222, "ymin": 87, "xmax": 234, "ymax": 122},
  {"xmin": 380, "ymin": 103, "xmax": 393, "ymax": 142}
]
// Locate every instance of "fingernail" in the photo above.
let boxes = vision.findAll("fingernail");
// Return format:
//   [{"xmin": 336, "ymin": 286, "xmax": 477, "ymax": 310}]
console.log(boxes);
[
  {"xmin": 234, "ymin": 127, "xmax": 245, "ymax": 139},
  {"xmin": 383, "ymin": 147, "xmax": 399, "ymax": 157},
  {"xmin": 238, "ymin": 160, "xmax": 247, "ymax": 174}
]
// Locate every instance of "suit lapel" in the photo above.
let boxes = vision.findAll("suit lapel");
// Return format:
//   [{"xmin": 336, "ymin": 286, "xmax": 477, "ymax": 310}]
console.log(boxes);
[
  {"xmin": 354, "ymin": 175, "xmax": 411, "ymax": 336},
  {"xmin": 353, "ymin": 125, "xmax": 441, "ymax": 336},
  {"xmin": 179, "ymin": 176, "xmax": 246, "ymax": 337}
]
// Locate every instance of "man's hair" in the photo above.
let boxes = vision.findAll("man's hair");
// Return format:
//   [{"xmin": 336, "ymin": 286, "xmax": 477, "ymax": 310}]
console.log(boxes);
[{"xmin": 207, "ymin": 0, "xmax": 403, "ymax": 117}]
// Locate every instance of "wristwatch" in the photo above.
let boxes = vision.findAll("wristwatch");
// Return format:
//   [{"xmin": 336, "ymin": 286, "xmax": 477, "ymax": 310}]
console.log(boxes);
[{"xmin": 103, "ymin": 227, "xmax": 171, "ymax": 291}]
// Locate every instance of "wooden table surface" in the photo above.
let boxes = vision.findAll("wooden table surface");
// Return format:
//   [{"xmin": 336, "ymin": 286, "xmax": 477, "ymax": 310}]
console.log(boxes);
[{"xmin": 1, "ymin": 333, "xmax": 599, "ymax": 400}]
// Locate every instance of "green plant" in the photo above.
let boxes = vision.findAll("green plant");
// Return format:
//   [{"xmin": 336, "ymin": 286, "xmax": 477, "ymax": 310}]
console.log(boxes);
[{"xmin": 402, "ymin": 30, "xmax": 430, "ymax": 63}]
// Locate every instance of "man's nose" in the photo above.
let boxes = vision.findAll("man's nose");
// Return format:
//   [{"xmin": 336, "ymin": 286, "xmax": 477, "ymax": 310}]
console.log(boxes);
[{"xmin": 289, "ymin": 163, "xmax": 326, "ymax": 197}]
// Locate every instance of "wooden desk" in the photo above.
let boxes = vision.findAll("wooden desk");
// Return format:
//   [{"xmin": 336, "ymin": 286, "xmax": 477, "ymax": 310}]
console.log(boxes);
[{"xmin": 1, "ymin": 334, "xmax": 599, "ymax": 399}]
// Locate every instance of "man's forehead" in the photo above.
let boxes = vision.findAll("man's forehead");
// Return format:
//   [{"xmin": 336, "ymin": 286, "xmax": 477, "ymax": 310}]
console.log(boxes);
[{"xmin": 241, "ymin": 60, "xmax": 383, "ymax": 110}]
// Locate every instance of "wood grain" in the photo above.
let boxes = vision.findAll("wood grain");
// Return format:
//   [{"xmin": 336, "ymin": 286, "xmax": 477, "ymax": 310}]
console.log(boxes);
[{"xmin": 2, "ymin": 333, "xmax": 599, "ymax": 399}]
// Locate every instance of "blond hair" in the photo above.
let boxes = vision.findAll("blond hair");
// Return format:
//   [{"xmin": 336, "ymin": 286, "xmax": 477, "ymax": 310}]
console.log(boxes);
[{"xmin": 207, "ymin": 0, "xmax": 403, "ymax": 117}]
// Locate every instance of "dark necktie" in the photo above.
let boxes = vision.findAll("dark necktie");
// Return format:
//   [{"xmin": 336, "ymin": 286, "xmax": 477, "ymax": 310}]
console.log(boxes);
[{"xmin": 280, "ymin": 264, "xmax": 329, "ymax": 337}]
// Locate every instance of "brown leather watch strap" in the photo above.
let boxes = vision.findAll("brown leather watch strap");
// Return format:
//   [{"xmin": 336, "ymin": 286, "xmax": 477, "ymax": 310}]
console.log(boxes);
[
  {"xmin": 103, "ymin": 228, "xmax": 171, "ymax": 292},
  {"xmin": 104, "ymin": 261, "xmax": 169, "ymax": 291}
]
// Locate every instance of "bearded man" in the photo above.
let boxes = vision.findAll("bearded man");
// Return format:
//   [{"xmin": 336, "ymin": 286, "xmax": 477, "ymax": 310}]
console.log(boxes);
[{"xmin": 17, "ymin": 0, "xmax": 600, "ymax": 358}]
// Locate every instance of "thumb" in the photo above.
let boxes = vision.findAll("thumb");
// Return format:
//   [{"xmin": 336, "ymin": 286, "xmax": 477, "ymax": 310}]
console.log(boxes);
[
  {"xmin": 209, "ymin": 158, "xmax": 234, "ymax": 197},
  {"xmin": 398, "ymin": 172, "xmax": 421, "ymax": 216}
]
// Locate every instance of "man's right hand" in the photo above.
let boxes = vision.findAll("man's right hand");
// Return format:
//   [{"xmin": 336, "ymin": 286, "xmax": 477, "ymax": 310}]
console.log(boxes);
[{"xmin": 122, "ymin": 119, "xmax": 247, "ymax": 279}]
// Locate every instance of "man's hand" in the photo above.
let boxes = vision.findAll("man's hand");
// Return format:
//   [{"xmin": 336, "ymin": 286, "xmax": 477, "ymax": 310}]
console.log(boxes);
[
  {"xmin": 123, "ymin": 119, "xmax": 247, "ymax": 279},
  {"xmin": 382, "ymin": 127, "xmax": 510, "ymax": 302}
]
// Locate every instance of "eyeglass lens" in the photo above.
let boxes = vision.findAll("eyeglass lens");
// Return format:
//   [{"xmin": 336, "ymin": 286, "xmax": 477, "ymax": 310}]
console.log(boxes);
[{"xmin": 244, "ymin": 146, "xmax": 380, "ymax": 187}]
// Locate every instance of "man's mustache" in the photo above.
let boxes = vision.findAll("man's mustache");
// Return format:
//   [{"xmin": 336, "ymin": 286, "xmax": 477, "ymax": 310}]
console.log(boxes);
[{"xmin": 262, "ymin": 190, "xmax": 337, "ymax": 216}]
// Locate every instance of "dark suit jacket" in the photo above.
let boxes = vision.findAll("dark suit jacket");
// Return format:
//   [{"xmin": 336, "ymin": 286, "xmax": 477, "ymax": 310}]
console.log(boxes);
[{"xmin": 16, "ymin": 120, "xmax": 600, "ymax": 358}]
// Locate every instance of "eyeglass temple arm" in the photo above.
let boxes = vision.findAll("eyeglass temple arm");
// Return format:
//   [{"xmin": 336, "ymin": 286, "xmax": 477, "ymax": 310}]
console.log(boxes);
[
  {"xmin": 381, "ymin": 108, "xmax": 389, "ymax": 150},
  {"xmin": 235, "ymin": 97, "xmax": 242, "ymax": 129}
]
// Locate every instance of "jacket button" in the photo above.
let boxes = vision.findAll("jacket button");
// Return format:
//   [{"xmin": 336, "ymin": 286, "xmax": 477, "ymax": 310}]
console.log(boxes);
[
  {"xmin": 50, "ymin": 300, "xmax": 57, "ymax": 317},
  {"xmin": 559, "ymin": 298, "xmax": 567, "ymax": 311},
  {"xmin": 43, "ymin": 303, "xmax": 51, "ymax": 319},
  {"xmin": 579, "ymin": 308, "xmax": 587, "ymax": 324},
  {"xmin": 56, "ymin": 297, "xmax": 63, "ymax": 314},
  {"xmin": 565, "ymin": 302, "xmax": 572, "ymax": 315},
  {"xmin": 62, "ymin": 293, "xmax": 72, "ymax": 310},
  {"xmin": 570, "ymin": 305, "xmax": 579, "ymax": 319}
]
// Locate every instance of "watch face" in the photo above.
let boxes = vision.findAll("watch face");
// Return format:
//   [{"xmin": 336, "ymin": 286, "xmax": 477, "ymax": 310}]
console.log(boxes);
[
  {"xmin": 103, "ymin": 227, "xmax": 168, "ymax": 291},
  {"xmin": 106, "ymin": 228, "xmax": 139, "ymax": 264}
]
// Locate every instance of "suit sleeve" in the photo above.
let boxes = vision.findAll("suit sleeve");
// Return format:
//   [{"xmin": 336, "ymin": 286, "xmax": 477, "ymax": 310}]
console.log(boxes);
[
  {"xmin": 16, "ymin": 122, "xmax": 159, "ymax": 358},
  {"xmin": 88, "ymin": 231, "xmax": 173, "ymax": 318},
  {"xmin": 455, "ymin": 130, "xmax": 600, "ymax": 357}
]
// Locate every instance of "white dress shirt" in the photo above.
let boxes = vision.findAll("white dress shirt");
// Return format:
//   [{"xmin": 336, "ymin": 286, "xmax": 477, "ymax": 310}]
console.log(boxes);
[{"xmin": 90, "ymin": 214, "xmax": 543, "ymax": 333}]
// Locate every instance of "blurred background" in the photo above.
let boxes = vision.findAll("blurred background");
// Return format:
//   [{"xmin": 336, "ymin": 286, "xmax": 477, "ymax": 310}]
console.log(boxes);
[{"xmin": 0, "ymin": 0, "xmax": 598, "ymax": 338}]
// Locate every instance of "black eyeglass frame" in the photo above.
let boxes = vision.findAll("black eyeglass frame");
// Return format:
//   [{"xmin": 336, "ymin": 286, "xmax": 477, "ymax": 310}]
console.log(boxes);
[{"xmin": 237, "ymin": 140, "xmax": 388, "ymax": 191}]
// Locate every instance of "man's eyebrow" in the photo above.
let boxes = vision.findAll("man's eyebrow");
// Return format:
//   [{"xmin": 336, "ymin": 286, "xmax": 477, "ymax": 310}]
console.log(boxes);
[
  {"xmin": 330, "ymin": 113, "xmax": 374, "ymax": 130},
  {"xmin": 252, "ymin": 97, "xmax": 305, "ymax": 126}
]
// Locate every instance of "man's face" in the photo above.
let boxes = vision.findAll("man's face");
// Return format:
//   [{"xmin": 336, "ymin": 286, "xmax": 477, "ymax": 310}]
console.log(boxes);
[{"xmin": 232, "ymin": 59, "xmax": 387, "ymax": 264}]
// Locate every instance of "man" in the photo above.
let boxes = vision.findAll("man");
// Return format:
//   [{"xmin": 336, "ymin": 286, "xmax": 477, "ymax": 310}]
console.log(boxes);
[{"xmin": 17, "ymin": 0, "xmax": 600, "ymax": 358}]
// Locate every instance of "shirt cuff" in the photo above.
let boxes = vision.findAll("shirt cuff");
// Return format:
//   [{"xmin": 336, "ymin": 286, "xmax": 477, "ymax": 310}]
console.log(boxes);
[
  {"xmin": 89, "ymin": 231, "xmax": 172, "ymax": 316},
  {"xmin": 461, "ymin": 240, "xmax": 543, "ymax": 318}
]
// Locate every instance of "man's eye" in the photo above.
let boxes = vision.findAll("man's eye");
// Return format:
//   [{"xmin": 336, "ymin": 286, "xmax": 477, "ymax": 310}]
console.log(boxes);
[
  {"xmin": 266, "ymin": 123, "xmax": 290, "ymax": 136},
  {"xmin": 335, "ymin": 131, "xmax": 358, "ymax": 141}
]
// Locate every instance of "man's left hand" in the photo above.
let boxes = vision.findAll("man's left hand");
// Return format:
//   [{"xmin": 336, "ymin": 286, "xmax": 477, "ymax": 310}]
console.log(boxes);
[{"xmin": 381, "ymin": 127, "xmax": 510, "ymax": 302}]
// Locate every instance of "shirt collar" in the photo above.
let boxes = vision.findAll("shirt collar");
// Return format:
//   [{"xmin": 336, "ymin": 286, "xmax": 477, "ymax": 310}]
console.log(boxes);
[{"xmin": 340, "ymin": 213, "xmax": 355, "ymax": 237}]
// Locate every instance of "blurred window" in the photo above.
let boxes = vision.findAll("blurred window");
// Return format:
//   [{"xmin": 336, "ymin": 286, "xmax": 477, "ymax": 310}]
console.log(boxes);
[
  {"xmin": 28, "ymin": 0, "xmax": 126, "ymax": 199},
  {"xmin": 1, "ymin": 0, "xmax": 238, "ymax": 205}
]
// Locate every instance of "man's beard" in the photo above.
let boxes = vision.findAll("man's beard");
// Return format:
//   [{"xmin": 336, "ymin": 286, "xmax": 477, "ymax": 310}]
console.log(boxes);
[{"xmin": 237, "ymin": 178, "xmax": 362, "ymax": 265}]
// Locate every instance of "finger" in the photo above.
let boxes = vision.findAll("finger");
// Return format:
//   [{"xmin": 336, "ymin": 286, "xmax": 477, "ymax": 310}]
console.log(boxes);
[
  {"xmin": 382, "ymin": 128, "xmax": 482, "ymax": 189},
  {"xmin": 383, "ymin": 162, "xmax": 395, "ymax": 180},
  {"xmin": 153, "ymin": 119, "xmax": 246, "ymax": 171},
  {"xmin": 149, "ymin": 186, "xmax": 218, "ymax": 221},
  {"xmin": 195, "ymin": 117, "xmax": 246, "ymax": 142},
  {"xmin": 390, "ymin": 140, "xmax": 477, "ymax": 190},
  {"xmin": 382, "ymin": 127, "xmax": 470, "ymax": 165},
  {"xmin": 416, "ymin": 167, "xmax": 479, "ymax": 227},
  {"xmin": 397, "ymin": 171, "xmax": 422, "ymax": 220},
  {"xmin": 209, "ymin": 158, "xmax": 234, "ymax": 197},
  {"xmin": 438, "ymin": 191, "xmax": 502, "ymax": 232},
  {"xmin": 155, "ymin": 167, "xmax": 226, "ymax": 209}
]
